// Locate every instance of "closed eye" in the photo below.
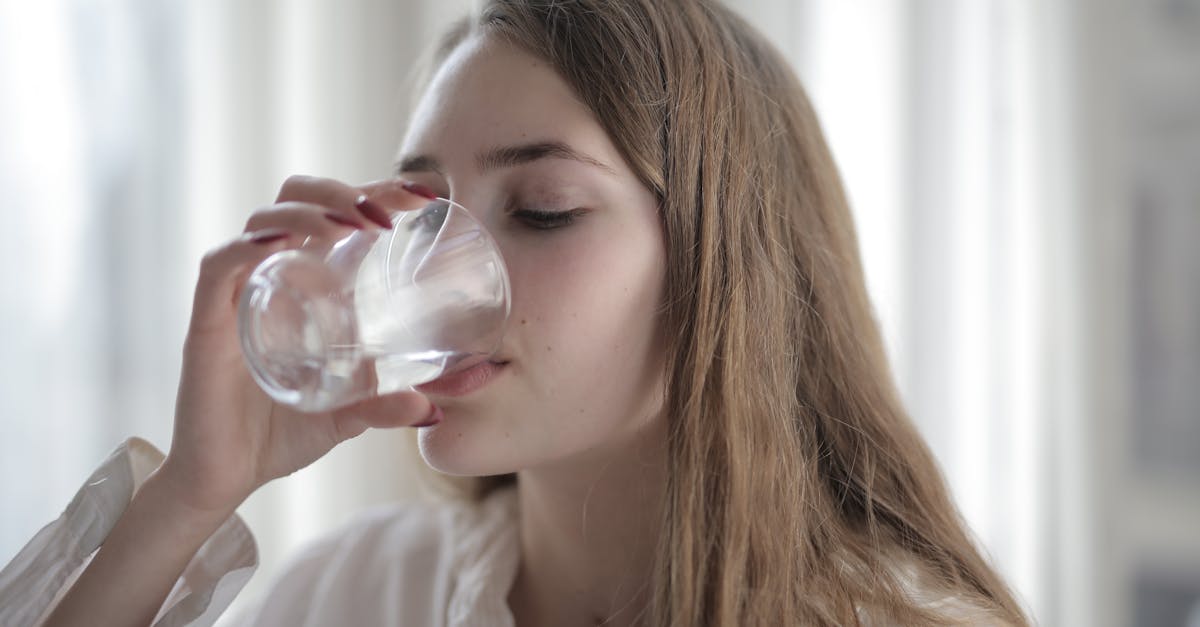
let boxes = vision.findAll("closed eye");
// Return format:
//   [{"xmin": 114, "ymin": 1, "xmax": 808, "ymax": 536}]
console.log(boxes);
[{"xmin": 512, "ymin": 207, "xmax": 589, "ymax": 230}]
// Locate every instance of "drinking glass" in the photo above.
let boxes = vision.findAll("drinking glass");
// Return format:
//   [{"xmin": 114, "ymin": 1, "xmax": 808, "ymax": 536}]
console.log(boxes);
[{"xmin": 237, "ymin": 196, "xmax": 510, "ymax": 412}]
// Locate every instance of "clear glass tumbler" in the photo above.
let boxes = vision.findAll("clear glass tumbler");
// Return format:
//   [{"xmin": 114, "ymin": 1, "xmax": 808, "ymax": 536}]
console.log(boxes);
[{"xmin": 237, "ymin": 197, "xmax": 510, "ymax": 412}]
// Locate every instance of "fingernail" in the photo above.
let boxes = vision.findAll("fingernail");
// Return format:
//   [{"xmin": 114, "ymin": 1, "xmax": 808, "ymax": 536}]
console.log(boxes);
[
  {"xmin": 249, "ymin": 230, "xmax": 289, "ymax": 244},
  {"xmin": 411, "ymin": 404, "xmax": 442, "ymax": 428},
  {"xmin": 400, "ymin": 181, "xmax": 438, "ymax": 200},
  {"xmin": 324, "ymin": 211, "xmax": 365, "ymax": 229},
  {"xmin": 354, "ymin": 194, "xmax": 394, "ymax": 229}
]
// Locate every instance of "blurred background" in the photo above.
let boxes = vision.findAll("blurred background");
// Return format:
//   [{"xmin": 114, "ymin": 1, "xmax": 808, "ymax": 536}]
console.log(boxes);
[{"xmin": 1, "ymin": 0, "xmax": 1197, "ymax": 625}]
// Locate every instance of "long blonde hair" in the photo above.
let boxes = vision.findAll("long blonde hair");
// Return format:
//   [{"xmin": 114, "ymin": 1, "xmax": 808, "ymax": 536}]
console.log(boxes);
[{"xmin": 416, "ymin": 1, "xmax": 1029, "ymax": 624}]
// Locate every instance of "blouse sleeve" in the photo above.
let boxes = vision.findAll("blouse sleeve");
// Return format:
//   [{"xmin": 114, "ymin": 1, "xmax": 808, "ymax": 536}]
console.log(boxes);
[{"xmin": 0, "ymin": 437, "xmax": 258, "ymax": 627}]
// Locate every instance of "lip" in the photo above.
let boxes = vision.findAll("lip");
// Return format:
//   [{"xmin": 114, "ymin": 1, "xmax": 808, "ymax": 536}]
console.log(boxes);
[{"xmin": 415, "ymin": 360, "xmax": 508, "ymax": 397}]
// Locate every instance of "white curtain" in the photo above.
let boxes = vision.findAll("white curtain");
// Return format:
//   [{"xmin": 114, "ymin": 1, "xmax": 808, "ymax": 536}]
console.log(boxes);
[
  {"xmin": 0, "ymin": 0, "xmax": 476, "ymax": 615},
  {"xmin": 0, "ymin": 1, "xmax": 1123, "ymax": 625},
  {"xmin": 742, "ymin": 2, "xmax": 1090, "ymax": 622}
]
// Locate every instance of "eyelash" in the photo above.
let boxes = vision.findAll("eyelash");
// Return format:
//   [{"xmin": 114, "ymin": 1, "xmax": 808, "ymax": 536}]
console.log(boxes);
[{"xmin": 511, "ymin": 207, "xmax": 587, "ymax": 230}]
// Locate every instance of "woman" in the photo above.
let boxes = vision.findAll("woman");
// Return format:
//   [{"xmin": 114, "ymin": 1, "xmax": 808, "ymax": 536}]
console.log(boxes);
[{"xmin": 6, "ymin": 0, "xmax": 1028, "ymax": 625}]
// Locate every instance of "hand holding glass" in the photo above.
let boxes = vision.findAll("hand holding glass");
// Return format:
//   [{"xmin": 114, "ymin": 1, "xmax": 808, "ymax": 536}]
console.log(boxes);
[{"xmin": 238, "ymin": 196, "xmax": 510, "ymax": 412}]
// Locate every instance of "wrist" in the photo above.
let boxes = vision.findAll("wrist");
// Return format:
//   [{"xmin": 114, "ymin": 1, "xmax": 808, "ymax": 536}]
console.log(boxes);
[
  {"xmin": 136, "ymin": 466, "xmax": 243, "ymax": 537},
  {"xmin": 40, "ymin": 462, "xmax": 244, "ymax": 627}
]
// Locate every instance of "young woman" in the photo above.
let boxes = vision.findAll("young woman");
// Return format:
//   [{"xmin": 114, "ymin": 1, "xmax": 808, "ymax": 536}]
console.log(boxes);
[{"xmin": 7, "ymin": 1, "xmax": 1029, "ymax": 625}]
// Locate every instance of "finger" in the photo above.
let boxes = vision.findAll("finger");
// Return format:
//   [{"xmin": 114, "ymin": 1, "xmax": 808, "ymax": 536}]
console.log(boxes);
[
  {"xmin": 331, "ymin": 389, "xmax": 434, "ymax": 430},
  {"xmin": 359, "ymin": 178, "xmax": 439, "ymax": 208},
  {"xmin": 352, "ymin": 194, "xmax": 396, "ymax": 230},
  {"xmin": 354, "ymin": 179, "xmax": 441, "ymax": 227},
  {"xmin": 276, "ymin": 175, "xmax": 394, "ymax": 230},
  {"xmin": 189, "ymin": 229, "xmax": 297, "ymax": 335},
  {"xmin": 244, "ymin": 201, "xmax": 367, "ymax": 239},
  {"xmin": 275, "ymin": 174, "xmax": 363, "ymax": 208}
]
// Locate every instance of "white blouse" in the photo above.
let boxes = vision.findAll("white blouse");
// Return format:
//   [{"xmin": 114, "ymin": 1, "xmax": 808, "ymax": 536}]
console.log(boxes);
[
  {"xmin": 0, "ymin": 438, "xmax": 1004, "ymax": 626},
  {"xmin": 0, "ymin": 437, "xmax": 521, "ymax": 627}
]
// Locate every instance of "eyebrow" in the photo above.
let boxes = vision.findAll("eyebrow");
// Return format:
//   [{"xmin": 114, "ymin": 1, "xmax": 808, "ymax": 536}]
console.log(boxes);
[{"xmin": 394, "ymin": 140, "xmax": 617, "ymax": 177}]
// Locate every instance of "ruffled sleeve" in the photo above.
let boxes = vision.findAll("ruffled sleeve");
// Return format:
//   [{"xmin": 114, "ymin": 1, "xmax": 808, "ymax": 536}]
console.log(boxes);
[{"xmin": 0, "ymin": 437, "xmax": 258, "ymax": 627}]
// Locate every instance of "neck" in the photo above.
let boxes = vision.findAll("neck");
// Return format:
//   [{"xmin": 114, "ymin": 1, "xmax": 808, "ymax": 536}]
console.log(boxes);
[{"xmin": 507, "ymin": 417, "xmax": 667, "ymax": 627}]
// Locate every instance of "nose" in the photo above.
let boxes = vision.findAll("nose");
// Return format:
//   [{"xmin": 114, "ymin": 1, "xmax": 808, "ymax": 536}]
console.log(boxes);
[{"xmin": 442, "ymin": 187, "xmax": 502, "ymax": 235}]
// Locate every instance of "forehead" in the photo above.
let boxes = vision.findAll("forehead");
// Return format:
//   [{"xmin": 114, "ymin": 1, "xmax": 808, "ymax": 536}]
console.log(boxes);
[{"xmin": 400, "ymin": 34, "xmax": 612, "ymax": 168}]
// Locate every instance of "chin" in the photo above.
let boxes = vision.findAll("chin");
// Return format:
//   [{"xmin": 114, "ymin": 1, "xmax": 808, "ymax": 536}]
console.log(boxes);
[{"xmin": 415, "ymin": 418, "xmax": 518, "ymax": 477}]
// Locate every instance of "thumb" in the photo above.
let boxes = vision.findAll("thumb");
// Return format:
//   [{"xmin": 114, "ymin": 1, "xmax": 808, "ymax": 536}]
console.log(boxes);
[{"xmin": 331, "ymin": 390, "xmax": 435, "ymax": 431}]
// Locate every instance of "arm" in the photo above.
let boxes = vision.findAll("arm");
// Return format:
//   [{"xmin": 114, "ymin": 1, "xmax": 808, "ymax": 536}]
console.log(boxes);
[
  {"xmin": 0, "ymin": 437, "xmax": 255, "ymax": 627},
  {"xmin": 42, "ymin": 469, "xmax": 235, "ymax": 627},
  {"xmin": 38, "ymin": 176, "xmax": 433, "ymax": 627}
]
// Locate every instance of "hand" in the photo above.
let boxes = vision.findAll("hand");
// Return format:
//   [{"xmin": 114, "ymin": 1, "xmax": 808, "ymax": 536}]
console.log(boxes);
[{"xmin": 159, "ymin": 175, "xmax": 435, "ymax": 517}]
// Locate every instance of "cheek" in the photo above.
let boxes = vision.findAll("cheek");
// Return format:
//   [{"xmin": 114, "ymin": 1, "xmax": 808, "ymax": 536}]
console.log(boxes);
[
  {"xmin": 418, "ymin": 221, "xmax": 666, "ymax": 475},
  {"xmin": 506, "ymin": 228, "xmax": 665, "ymax": 400}
]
